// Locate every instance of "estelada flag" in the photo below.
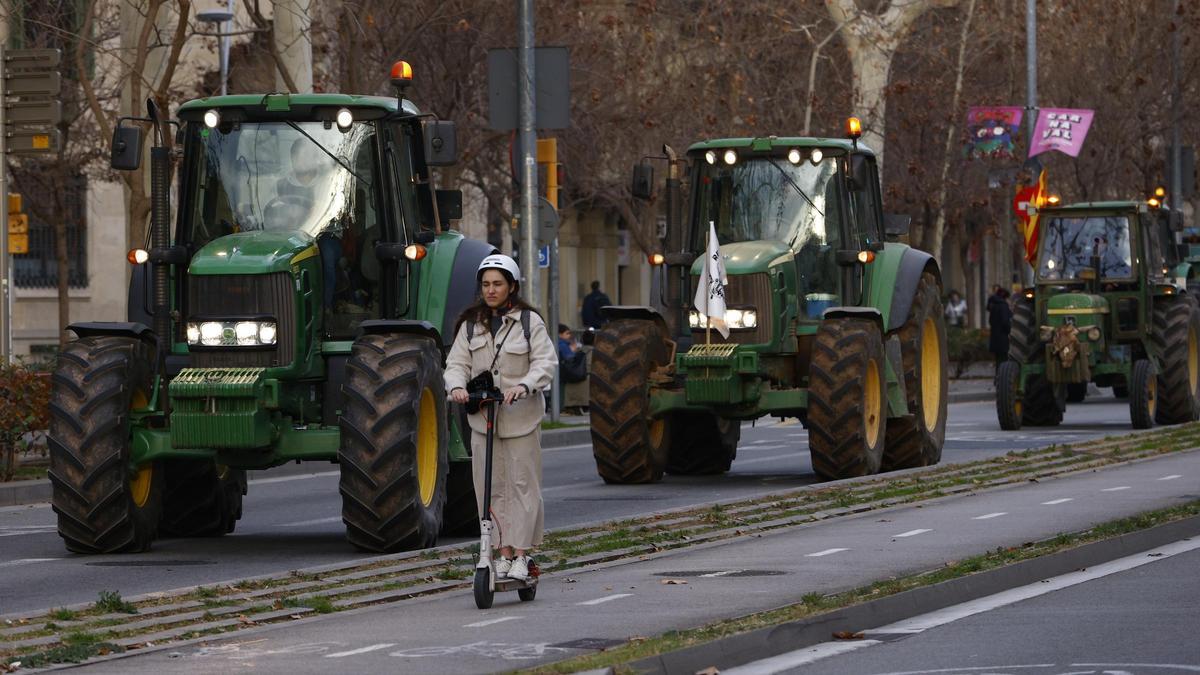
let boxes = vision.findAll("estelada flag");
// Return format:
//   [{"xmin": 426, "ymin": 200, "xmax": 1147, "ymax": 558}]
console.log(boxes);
[{"xmin": 1012, "ymin": 168, "xmax": 1047, "ymax": 264}]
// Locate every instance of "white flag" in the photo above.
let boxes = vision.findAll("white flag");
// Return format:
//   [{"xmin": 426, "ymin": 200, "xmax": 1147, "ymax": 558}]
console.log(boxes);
[{"xmin": 694, "ymin": 222, "xmax": 729, "ymax": 338}]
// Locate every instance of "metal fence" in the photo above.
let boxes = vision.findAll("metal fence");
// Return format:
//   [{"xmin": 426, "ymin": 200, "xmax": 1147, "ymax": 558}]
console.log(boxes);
[{"xmin": 13, "ymin": 174, "xmax": 88, "ymax": 289}]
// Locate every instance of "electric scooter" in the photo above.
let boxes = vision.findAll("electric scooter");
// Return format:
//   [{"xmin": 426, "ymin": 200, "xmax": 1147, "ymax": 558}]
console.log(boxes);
[{"xmin": 470, "ymin": 387, "xmax": 538, "ymax": 610}]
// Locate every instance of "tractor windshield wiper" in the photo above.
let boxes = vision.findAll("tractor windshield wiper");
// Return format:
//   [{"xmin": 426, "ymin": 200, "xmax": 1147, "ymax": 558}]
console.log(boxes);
[
  {"xmin": 284, "ymin": 121, "xmax": 372, "ymax": 186},
  {"xmin": 765, "ymin": 158, "xmax": 823, "ymax": 218}
]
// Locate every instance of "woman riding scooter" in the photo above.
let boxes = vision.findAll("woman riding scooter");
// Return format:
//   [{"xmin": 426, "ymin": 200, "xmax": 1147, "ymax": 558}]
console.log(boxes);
[{"xmin": 446, "ymin": 254, "xmax": 557, "ymax": 583}]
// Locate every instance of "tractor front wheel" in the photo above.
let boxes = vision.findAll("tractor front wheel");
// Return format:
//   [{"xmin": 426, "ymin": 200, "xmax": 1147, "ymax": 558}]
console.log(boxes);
[
  {"xmin": 882, "ymin": 272, "xmax": 948, "ymax": 470},
  {"xmin": 1152, "ymin": 296, "xmax": 1200, "ymax": 424},
  {"xmin": 589, "ymin": 319, "xmax": 672, "ymax": 484},
  {"xmin": 159, "ymin": 461, "xmax": 245, "ymax": 537},
  {"xmin": 48, "ymin": 336, "xmax": 162, "ymax": 553},
  {"xmin": 995, "ymin": 361, "xmax": 1023, "ymax": 430},
  {"xmin": 1008, "ymin": 299, "xmax": 1062, "ymax": 426},
  {"xmin": 1130, "ymin": 359, "xmax": 1157, "ymax": 429},
  {"xmin": 339, "ymin": 334, "xmax": 448, "ymax": 552},
  {"xmin": 808, "ymin": 318, "xmax": 886, "ymax": 480},
  {"xmin": 666, "ymin": 412, "xmax": 739, "ymax": 475}
]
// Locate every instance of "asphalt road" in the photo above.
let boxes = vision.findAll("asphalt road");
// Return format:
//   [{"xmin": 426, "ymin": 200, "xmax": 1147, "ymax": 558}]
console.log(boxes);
[{"xmin": 0, "ymin": 394, "xmax": 1166, "ymax": 614}]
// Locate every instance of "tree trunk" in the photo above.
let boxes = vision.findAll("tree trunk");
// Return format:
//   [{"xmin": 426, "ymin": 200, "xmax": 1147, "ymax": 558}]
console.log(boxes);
[{"xmin": 54, "ymin": 173, "xmax": 71, "ymax": 346}]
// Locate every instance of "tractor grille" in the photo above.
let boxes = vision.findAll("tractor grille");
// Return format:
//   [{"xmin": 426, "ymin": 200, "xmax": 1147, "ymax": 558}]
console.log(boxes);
[
  {"xmin": 187, "ymin": 273, "xmax": 295, "ymax": 367},
  {"xmin": 690, "ymin": 272, "xmax": 773, "ymax": 345}
]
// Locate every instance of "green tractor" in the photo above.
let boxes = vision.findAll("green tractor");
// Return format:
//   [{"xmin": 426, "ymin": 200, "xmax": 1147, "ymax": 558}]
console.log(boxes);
[
  {"xmin": 588, "ymin": 122, "xmax": 949, "ymax": 483},
  {"xmin": 47, "ymin": 65, "xmax": 493, "ymax": 553},
  {"xmin": 996, "ymin": 200, "xmax": 1200, "ymax": 430}
]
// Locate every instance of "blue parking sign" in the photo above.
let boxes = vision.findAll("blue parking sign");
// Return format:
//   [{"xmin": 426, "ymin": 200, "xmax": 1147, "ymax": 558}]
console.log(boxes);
[{"xmin": 538, "ymin": 245, "xmax": 550, "ymax": 269}]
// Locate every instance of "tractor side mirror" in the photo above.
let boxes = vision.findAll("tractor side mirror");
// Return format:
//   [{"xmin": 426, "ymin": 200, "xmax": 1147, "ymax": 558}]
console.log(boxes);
[
  {"xmin": 847, "ymin": 154, "xmax": 871, "ymax": 192},
  {"xmin": 631, "ymin": 162, "xmax": 654, "ymax": 200},
  {"xmin": 436, "ymin": 189, "xmax": 463, "ymax": 224},
  {"xmin": 884, "ymin": 213, "xmax": 910, "ymax": 238},
  {"xmin": 111, "ymin": 125, "xmax": 143, "ymax": 171},
  {"xmin": 421, "ymin": 120, "xmax": 457, "ymax": 166}
]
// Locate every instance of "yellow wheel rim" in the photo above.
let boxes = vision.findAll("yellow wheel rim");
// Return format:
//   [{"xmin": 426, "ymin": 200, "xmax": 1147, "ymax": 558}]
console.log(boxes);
[
  {"xmin": 1014, "ymin": 398, "xmax": 1023, "ymax": 419},
  {"xmin": 648, "ymin": 418, "xmax": 665, "ymax": 449},
  {"xmin": 864, "ymin": 358, "xmax": 882, "ymax": 446},
  {"xmin": 130, "ymin": 465, "xmax": 153, "ymax": 508},
  {"xmin": 920, "ymin": 318, "xmax": 942, "ymax": 431},
  {"xmin": 1189, "ymin": 326, "xmax": 1198, "ymax": 394},
  {"xmin": 1147, "ymin": 376, "xmax": 1157, "ymax": 419},
  {"xmin": 417, "ymin": 388, "xmax": 439, "ymax": 507}
]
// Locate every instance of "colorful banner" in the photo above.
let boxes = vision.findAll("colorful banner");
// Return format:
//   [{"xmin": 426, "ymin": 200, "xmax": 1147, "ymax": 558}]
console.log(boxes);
[
  {"xmin": 1029, "ymin": 108, "xmax": 1094, "ymax": 158},
  {"xmin": 965, "ymin": 106, "xmax": 1023, "ymax": 160}
]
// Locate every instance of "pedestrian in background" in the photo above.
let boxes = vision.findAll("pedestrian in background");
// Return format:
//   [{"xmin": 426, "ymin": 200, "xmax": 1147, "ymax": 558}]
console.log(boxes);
[
  {"xmin": 580, "ymin": 281, "xmax": 611, "ymax": 330},
  {"xmin": 944, "ymin": 289, "xmax": 968, "ymax": 328},
  {"xmin": 446, "ymin": 254, "xmax": 557, "ymax": 582},
  {"xmin": 986, "ymin": 285, "xmax": 1012, "ymax": 371}
]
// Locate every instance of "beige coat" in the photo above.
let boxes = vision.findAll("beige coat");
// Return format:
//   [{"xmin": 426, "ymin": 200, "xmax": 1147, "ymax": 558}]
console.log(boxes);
[{"xmin": 445, "ymin": 309, "xmax": 557, "ymax": 550}]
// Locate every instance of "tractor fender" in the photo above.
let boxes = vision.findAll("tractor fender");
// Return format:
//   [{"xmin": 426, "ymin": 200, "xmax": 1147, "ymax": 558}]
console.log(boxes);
[
  {"xmin": 822, "ymin": 306, "xmax": 883, "ymax": 331},
  {"xmin": 68, "ymin": 321, "xmax": 156, "ymax": 345},
  {"xmin": 886, "ymin": 248, "xmax": 941, "ymax": 332},
  {"xmin": 358, "ymin": 320, "xmax": 444, "ymax": 352},
  {"xmin": 441, "ymin": 237, "xmax": 499, "ymax": 347},
  {"xmin": 599, "ymin": 305, "xmax": 671, "ymax": 340}
]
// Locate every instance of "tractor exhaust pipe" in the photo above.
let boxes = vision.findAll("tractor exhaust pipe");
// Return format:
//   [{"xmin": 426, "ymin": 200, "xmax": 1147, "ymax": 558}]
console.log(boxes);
[{"xmin": 150, "ymin": 145, "xmax": 171, "ymax": 347}]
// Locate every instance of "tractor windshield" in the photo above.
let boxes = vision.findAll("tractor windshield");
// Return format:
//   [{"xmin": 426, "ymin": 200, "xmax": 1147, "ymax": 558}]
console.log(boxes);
[
  {"xmin": 1037, "ymin": 215, "xmax": 1134, "ymax": 281},
  {"xmin": 183, "ymin": 121, "xmax": 379, "ymax": 251},
  {"xmin": 693, "ymin": 154, "xmax": 843, "ymax": 251}
]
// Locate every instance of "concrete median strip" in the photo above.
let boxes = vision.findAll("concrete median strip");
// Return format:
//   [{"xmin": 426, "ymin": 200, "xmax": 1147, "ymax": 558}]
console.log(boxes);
[{"xmin": 3, "ymin": 422, "xmax": 1200, "ymax": 669}]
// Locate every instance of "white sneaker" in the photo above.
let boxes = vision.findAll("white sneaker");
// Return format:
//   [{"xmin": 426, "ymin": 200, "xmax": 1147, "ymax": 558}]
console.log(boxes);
[
  {"xmin": 494, "ymin": 556, "xmax": 513, "ymax": 579},
  {"xmin": 508, "ymin": 556, "xmax": 530, "ymax": 581}
]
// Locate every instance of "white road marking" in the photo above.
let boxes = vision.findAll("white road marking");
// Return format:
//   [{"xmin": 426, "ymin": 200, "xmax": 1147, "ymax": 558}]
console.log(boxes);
[
  {"xmin": 741, "ymin": 444, "xmax": 787, "ymax": 451},
  {"xmin": 1101, "ymin": 486, "xmax": 1131, "ymax": 492},
  {"xmin": 249, "ymin": 471, "xmax": 339, "ymax": 486},
  {"xmin": 786, "ymin": 433, "xmax": 808, "ymax": 438},
  {"xmin": 1041, "ymin": 498, "xmax": 1073, "ymax": 505},
  {"xmin": 576, "ymin": 593, "xmax": 633, "ymax": 606},
  {"xmin": 464, "ymin": 616, "xmax": 521, "ymax": 628},
  {"xmin": 280, "ymin": 516, "xmax": 342, "ymax": 527},
  {"xmin": 726, "ymin": 538, "xmax": 1200, "ymax": 674},
  {"xmin": 893, "ymin": 529, "xmax": 932, "ymax": 538},
  {"xmin": 972, "ymin": 512, "xmax": 1007, "ymax": 520},
  {"xmin": 700, "ymin": 570, "xmax": 742, "ymax": 578},
  {"xmin": 806, "ymin": 548, "xmax": 848, "ymax": 557},
  {"xmin": 0, "ymin": 558, "xmax": 60, "ymax": 568},
  {"xmin": 542, "ymin": 442, "xmax": 594, "ymax": 454},
  {"xmin": 735, "ymin": 453, "xmax": 798, "ymax": 467},
  {"xmin": 1158, "ymin": 474, "xmax": 1182, "ymax": 481},
  {"xmin": 324, "ymin": 643, "xmax": 396, "ymax": 658}
]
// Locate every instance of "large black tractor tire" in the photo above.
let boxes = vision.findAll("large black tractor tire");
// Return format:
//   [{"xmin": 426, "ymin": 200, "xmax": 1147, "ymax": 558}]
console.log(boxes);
[
  {"xmin": 1129, "ymin": 358, "xmax": 1157, "ymax": 429},
  {"xmin": 589, "ymin": 319, "xmax": 673, "ymax": 484},
  {"xmin": 995, "ymin": 360, "xmax": 1023, "ymax": 430},
  {"xmin": 808, "ymin": 318, "xmax": 887, "ymax": 480},
  {"xmin": 882, "ymin": 272, "xmax": 948, "ymax": 471},
  {"xmin": 48, "ymin": 336, "xmax": 162, "ymax": 553},
  {"xmin": 1152, "ymin": 296, "xmax": 1200, "ymax": 424},
  {"xmin": 439, "ymin": 460, "xmax": 480, "ymax": 537},
  {"xmin": 339, "ymin": 334, "xmax": 448, "ymax": 552},
  {"xmin": 1066, "ymin": 382, "xmax": 1088, "ymax": 403},
  {"xmin": 666, "ymin": 412, "xmax": 740, "ymax": 475},
  {"xmin": 1008, "ymin": 299, "xmax": 1063, "ymax": 426},
  {"xmin": 159, "ymin": 461, "xmax": 246, "ymax": 537}
]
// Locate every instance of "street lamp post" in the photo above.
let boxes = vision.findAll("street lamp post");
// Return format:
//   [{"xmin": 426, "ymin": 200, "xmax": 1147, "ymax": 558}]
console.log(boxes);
[{"xmin": 197, "ymin": 0, "xmax": 236, "ymax": 95}]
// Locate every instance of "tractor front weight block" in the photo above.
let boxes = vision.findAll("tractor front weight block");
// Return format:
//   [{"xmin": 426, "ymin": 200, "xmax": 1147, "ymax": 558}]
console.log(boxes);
[{"xmin": 678, "ymin": 343, "xmax": 761, "ymax": 405}]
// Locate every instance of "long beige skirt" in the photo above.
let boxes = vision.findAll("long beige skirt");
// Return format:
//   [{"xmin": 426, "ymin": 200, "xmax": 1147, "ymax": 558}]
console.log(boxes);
[{"xmin": 471, "ymin": 428, "xmax": 544, "ymax": 550}]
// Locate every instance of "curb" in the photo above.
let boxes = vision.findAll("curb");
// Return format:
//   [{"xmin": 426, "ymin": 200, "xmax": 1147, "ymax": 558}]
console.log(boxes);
[{"xmin": 627, "ymin": 514, "xmax": 1200, "ymax": 675}]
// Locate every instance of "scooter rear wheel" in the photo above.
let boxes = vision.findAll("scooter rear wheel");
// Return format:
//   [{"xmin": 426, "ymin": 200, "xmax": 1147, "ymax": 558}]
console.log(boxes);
[
  {"xmin": 517, "ymin": 584, "xmax": 537, "ymax": 602},
  {"xmin": 473, "ymin": 567, "xmax": 494, "ymax": 609}
]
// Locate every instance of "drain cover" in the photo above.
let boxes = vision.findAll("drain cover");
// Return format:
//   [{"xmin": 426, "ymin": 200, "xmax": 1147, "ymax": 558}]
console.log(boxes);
[
  {"xmin": 653, "ymin": 570, "xmax": 785, "ymax": 578},
  {"xmin": 550, "ymin": 637, "xmax": 626, "ymax": 650},
  {"xmin": 86, "ymin": 560, "xmax": 216, "ymax": 567}
]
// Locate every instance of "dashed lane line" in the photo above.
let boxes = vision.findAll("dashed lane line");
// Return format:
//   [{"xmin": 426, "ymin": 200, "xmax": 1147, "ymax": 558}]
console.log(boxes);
[
  {"xmin": 1101, "ymin": 486, "xmax": 1132, "ymax": 492},
  {"xmin": 248, "ymin": 471, "xmax": 338, "ymax": 486},
  {"xmin": 464, "ymin": 616, "xmax": 521, "ymax": 628},
  {"xmin": 576, "ymin": 593, "xmax": 633, "ymax": 606},
  {"xmin": 700, "ymin": 570, "xmax": 743, "ymax": 578},
  {"xmin": 280, "ymin": 516, "xmax": 342, "ymax": 528},
  {"xmin": 1159, "ymin": 474, "xmax": 1182, "ymax": 481},
  {"xmin": 324, "ymin": 643, "xmax": 396, "ymax": 658},
  {"xmin": 0, "ymin": 558, "xmax": 60, "ymax": 568},
  {"xmin": 893, "ymin": 529, "xmax": 932, "ymax": 538},
  {"xmin": 972, "ymin": 512, "xmax": 1007, "ymax": 520},
  {"xmin": 1041, "ymin": 498, "xmax": 1074, "ymax": 505},
  {"xmin": 806, "ymin": 548, "xmax": 849, "ymax": 558}
]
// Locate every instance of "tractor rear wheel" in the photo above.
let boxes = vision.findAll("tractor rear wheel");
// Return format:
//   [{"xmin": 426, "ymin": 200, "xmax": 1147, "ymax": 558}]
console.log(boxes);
[
  {"xmin": 1008, "ymin": 299, "xmax": 1063, "ymax": 426},
  {"xmin": 589, "ymin": 319, "xmax": 672, "ymax": 484},
  {"xmin": 159, "ymin": 461, "xmax": 245, "ymax": 536},
  {"xmin": 666, "ymin": 412, "xmax": 739, "ymax": 475},
  {"xmin": 995, "ymin": 360, "xmax": 1023, "ymax": 430},
  {"xmin": 1129, "ymin": 358, "xmax": 1157, "ymax": 429},
  {"xmin": 1152, "ymin": 296, "xmax": 1200, "ymax": 424},
  {"xmin": 439, "ymin": 459, "xmax": 480, "ymax": 537},
  {"xmin": 882, "ymin": 272, "xmax": 948, "ymax": 470},
  {"xmin": 808, "ymin": 318, "xmax": 886, "ymax": 480},
  {"xmin": 48, "ymin": 336, "xmax": 162, "ymax": 553},
  {"xmin": 339, "ymin": 334, "xmax": 448, "ymax": 552}
]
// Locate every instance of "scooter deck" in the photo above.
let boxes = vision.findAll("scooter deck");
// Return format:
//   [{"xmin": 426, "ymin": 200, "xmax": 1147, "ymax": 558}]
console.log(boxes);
[{"xmin": 494, "ymin": 577, "xmax": 537, "ymax": 592}]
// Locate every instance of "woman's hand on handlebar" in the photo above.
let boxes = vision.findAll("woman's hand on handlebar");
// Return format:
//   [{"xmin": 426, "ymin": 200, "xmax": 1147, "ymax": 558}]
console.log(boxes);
[
  {"xmin": 450, "ymin": 387, "xmax": 469, "ymax": 404},
  {"xmin": 502, "ymin": 386, "xmax": 526, "ymax": 406}
]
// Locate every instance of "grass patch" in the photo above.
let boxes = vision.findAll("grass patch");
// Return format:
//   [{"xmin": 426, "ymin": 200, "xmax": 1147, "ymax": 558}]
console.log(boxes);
[
  {"xmin": 308, "ymin": 597, "xmax": 336, "ymax": 614},
  {"xmin": 195, "ymin": 586, "xmax": 218, "ymax": 599},
  {"xmin": 93, "ymin": 590, "xmax": 137, "ymax": 615},
  {"xmin": 13, "ymin": 640, "xmax": 124, "ymax": 668},
  {"xmin": 49, "ymin": 607, "xmax": 78, "ymax": 621},
  {"xmin": 520, "ymin": 500, "xmax": 1200, "ymax": 674}
]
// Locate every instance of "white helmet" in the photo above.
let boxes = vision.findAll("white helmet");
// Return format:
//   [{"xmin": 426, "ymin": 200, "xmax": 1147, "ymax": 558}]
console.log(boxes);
[{"xmin": 477, "ymin": 254, "xmax": 521, "ymax": 284}]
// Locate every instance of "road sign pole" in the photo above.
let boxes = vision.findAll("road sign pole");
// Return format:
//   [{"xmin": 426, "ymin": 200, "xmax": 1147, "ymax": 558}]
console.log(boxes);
[{"xmin": 0, "ymin": 43, "xmax": 10, "ymax": 363}]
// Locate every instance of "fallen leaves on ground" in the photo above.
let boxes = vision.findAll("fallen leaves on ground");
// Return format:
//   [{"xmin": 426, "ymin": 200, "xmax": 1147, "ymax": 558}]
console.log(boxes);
[
  {"xmin": 661, "ymin": 579, "xmax": 688, "ymax": 585},
  {"xmin": 832, "ymin": 630, "xmax": 865, "ymax": 640}
]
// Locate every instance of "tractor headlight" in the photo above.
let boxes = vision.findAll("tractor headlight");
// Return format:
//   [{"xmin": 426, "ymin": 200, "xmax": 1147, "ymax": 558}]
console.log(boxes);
[
  {"xmin": 688, "ymin": 308, "xmax": 759, "ymax": 330},
  {"xmin": 187, "ymin": 320, "xmax": 278, "ymax": 347},
  {"xmin": 1087, "ymin": 326, "xmax": 1101, "ymax": 341},
  {"xmin": 689, "ymin": 310, "xmax": 702, "ymax": 328}
]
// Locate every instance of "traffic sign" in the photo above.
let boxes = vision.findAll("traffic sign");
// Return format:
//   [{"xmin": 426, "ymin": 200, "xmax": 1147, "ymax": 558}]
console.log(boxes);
[
  {"xmin": 3, "ymin": 70, "xmax": 60, "ymax": 97},
  {"xmin": 537, "ymin": 196, "xmax": 559, "ymax": 246},
  {"xmin": 4, "ymin": 48, "xmax": 62, "ymax": 70},
  {"xmin": 6, "ymin": 100, "xmax": 62, "ymax": 125},
  {"xmin": 7, "ymin": 129, "xmax": 60, "ymax": 153},
  {"xmin": 8, "ymin": 233, "xmax": 27, "ymax": 255},
  {"xmin": 538, "ymin": 245, "xmax": 550, "ymax": 269},
  {"xmin": 7, "ymin": 214, "xmax": 27, "ymax": 234}
]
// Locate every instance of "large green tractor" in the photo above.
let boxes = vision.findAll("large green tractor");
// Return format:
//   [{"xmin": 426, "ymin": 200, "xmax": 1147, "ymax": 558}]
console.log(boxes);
[
  {"xmin": 589, "ymin": 122, "xmax": 949, "ymax": 483},
  {"xmin": 47, "ymin": 65, "xmax": 492, "ymax": 553},
  {"xmin": 995, "ymin": 200, "xmax": 1200, "ymax": 430}
]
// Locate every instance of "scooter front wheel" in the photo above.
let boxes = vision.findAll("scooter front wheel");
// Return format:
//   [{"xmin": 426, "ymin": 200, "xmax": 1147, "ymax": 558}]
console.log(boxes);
[
  {"xmin": 517, "ymin": 584, "xmax": 537, "ymax": 602},
  {"xmin": 473, "ymin": 567, "xmax": 494, "ymax": 609}
]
